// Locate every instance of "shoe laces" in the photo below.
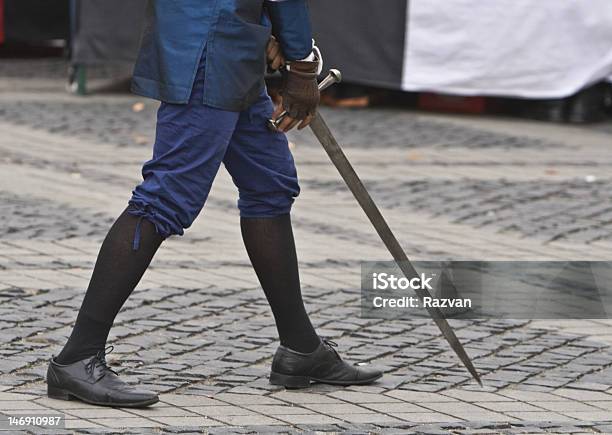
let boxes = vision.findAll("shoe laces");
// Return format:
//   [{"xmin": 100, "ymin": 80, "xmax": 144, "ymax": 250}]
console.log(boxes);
[
  {"xmin": 322, "ymin": 339, "xmax": 341, "ymax": 360},
  {"xmin": 85, "ymin": 345, "xmax": 118, "ymax": 377}
]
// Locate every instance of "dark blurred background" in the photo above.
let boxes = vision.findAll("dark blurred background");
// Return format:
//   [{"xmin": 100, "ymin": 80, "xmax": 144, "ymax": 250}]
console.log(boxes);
[{"xmin": 1, "ymin": 0, "xmax": 611, "ymax": 123}]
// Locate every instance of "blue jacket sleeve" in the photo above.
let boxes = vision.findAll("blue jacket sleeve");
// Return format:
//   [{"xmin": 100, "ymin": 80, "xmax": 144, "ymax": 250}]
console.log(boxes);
[{"xmin": 265, "ymin": 0, "xmax": 313, "ymax": 61}]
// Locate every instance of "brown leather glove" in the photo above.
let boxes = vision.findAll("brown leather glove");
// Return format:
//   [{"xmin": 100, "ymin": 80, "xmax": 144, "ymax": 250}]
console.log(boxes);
[
  {"xmin": 281, "ymin": 58, "xmax": 320, "ymax": 121},
  {"xmin": 266, "ymin": 36, "xmax": 285, "ymax": 71}
]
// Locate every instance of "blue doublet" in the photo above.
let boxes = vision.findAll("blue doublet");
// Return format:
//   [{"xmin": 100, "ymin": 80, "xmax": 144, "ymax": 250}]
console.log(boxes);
[{"xmin": 131, "ymin": 0, "xmax": 313, "ymax": 110}]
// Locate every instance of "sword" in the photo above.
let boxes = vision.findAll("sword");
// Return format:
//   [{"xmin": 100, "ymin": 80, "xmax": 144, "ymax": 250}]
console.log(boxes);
[{"xmin": 271, "ymin": 70, "xmax": 482, "ymax": 386}]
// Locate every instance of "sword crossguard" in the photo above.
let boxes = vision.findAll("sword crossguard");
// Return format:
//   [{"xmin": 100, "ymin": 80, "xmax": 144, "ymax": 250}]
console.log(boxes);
[{"xmin": 268, "ymin": 69, "xmax": 343, "ymax": 132}]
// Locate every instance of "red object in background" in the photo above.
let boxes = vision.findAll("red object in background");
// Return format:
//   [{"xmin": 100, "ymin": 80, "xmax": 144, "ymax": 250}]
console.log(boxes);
[
  {"xmin": 0, "ymin": 0, "xmax": 4, "ymax": 44},
  {"xmin": 418, "ymin": 92, "xmax": 487, "ymax": 114}
]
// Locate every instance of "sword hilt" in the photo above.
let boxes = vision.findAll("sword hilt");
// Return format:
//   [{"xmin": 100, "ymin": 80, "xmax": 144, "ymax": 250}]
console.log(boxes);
[{"xmin": 268, "ymin": 69, "xmax": 342, "ymax": 132}]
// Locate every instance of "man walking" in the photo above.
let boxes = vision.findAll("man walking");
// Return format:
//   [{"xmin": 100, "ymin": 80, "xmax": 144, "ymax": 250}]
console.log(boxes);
[{"xmin": 46, "ymin": 0, "xmax": 382, "ymax": 408}]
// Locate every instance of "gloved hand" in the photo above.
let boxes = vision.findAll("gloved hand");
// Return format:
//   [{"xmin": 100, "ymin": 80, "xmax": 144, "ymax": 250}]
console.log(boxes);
[
  {"xmin": 274, "ymin": 56, "xmax": 320, "ymax": 132},
  {"xmin": 266, "ymin": 36, "xmax": 285, "ymax": 71}
]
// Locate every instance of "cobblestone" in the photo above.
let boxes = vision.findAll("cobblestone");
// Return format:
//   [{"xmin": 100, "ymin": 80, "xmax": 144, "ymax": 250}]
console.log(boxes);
[
  {"xmin": 1, "ymin": 60, "xmax": 612, "ymax": 432},
  {"xmin": 306, "ymin": 178, "xmax": 612, "ymax": 244},
  {"xmin": 3, "ymin": 99, "xmax": 612, "ymax": 247}
]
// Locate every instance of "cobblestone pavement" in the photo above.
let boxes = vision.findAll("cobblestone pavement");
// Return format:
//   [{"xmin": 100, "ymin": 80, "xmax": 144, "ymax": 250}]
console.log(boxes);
[{"xmin": 1, "ymin": 61, "xmax": 612, "ymax": 433}]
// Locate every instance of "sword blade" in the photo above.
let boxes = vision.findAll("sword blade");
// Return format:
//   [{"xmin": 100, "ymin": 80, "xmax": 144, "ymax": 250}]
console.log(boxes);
[{"xmin": 309, "ymin": 113, "xmax": 482, "ymax": 386}]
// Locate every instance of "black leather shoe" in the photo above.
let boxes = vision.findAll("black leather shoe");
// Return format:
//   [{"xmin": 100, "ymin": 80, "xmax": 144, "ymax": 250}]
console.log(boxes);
[
  {"xmin": 270, "ymin": 339, "xmax": 383, "ymax": 388},
  {"xmin": 47, "ymin": 346, "xmax": 158, "ymax": 408}
]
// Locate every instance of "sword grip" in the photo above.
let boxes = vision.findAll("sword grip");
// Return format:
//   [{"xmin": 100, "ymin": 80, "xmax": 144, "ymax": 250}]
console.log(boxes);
[{"xmin": 268, "ymin": 69, "xmax": 342, "ymax": 132}]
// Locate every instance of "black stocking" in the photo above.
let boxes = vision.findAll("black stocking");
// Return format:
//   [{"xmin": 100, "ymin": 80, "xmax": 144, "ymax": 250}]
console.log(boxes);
[
  {"xmin": 56, "ymin": 208, "xmax": 163, "ymax": 364},
  {"xmin": 241, "ymin": 214, "xmax": 320, "ymax": 353}
]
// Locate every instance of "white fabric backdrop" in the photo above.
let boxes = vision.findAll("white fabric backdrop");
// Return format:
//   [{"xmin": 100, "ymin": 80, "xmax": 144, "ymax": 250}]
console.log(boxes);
[{"xmin": 402, "ymin": 0, "xmax": 612, "ymax": 98}]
